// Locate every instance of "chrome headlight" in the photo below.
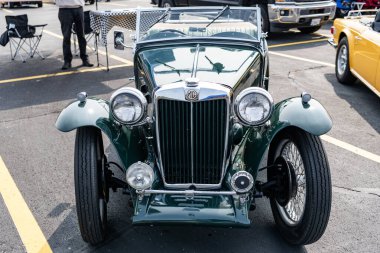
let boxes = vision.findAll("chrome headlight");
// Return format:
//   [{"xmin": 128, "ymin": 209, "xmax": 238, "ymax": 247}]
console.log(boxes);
[
  {"xmin": 126, "ymin": 162, "xmax": 154, "ymax": 190},
  {"xmin": 110, "ymin": 87, "xmax": 147, "ymax": 125},
  {"xmin": 234, "ymin": 87, "xmax": 273, "ymax": 126}
]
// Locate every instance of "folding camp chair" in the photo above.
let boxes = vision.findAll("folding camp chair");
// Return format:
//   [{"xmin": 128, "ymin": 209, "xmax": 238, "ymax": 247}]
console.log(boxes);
[
  {"xmin": 73, "ymin": 11, "xmax": 98, "ymax": 56},
  {"xmin": 5, "ymin": 14, "xmax": 47, "ymax": 62}
]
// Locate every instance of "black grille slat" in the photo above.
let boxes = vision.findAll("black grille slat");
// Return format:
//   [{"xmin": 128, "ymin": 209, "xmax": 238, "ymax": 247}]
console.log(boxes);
[{"xmin": 158, "ymin": 99, "xmax": 227, "ymax": 185}]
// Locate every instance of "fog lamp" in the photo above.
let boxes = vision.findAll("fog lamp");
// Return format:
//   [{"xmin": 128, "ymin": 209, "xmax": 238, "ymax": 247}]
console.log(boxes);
[{"xmin": 126, "ymin": 162, "xmax": 154, "ymax": 190}]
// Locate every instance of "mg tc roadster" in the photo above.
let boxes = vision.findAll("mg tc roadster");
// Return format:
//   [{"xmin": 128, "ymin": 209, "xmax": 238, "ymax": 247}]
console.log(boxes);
[{"xmin": 56, "ymin": 7, "xmax": 332, "ymax": 246}]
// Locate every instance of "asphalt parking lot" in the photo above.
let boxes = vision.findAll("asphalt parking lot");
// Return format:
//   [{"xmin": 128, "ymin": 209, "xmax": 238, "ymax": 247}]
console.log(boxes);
[{"xmin": 0, "ymin": 1, "xmax": 379, "ymax": 253}]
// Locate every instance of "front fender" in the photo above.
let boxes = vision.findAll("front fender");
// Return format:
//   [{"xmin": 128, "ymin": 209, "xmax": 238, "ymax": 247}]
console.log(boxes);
[
  {"xmin": 243, "ymin": 97, "xmax": 332, "ymax": 177},
  {"xmin": 55, "ymin": 98, "xmax": 146, "ymax": 170},
  {"xmin": 55, "ymin": 98, "xmax": 109, "ymax": 132}
]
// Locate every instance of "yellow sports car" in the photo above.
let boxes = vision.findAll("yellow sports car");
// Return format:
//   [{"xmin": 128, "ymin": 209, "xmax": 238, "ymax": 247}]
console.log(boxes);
[{"xmin": 329, "ymin": 10, "xmax": 380, "ymax": 97}]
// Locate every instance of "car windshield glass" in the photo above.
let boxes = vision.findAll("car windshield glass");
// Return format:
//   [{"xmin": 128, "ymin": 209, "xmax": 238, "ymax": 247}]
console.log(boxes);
[
  {"xmin": 139, "ymin": 45, "xmax": 260, "ymax": 86},
  {"xmin": 140, "ymin": 7, "xmax": 259, "ymax": 42}
]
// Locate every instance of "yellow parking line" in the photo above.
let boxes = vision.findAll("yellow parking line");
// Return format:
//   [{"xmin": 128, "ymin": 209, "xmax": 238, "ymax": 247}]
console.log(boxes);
[
  {"xmin": 103, "ymin": 2, "xmax": 130, "ymax": 7},
  {"xmin": 322, "ymin": 135, "xmax": 380, "ymax": 164},
  {"xmin": 0, "ymin": 156, "xmax": 53, "ymax": 253},
  {"xmin": 44, "ymin": 29, "xmax": 133, "ymax": 65},
  {"xmin": 269, "ymin": 51, "xmax": 335, "ymax": 67},
  {"xmin": 0, "ymin": 64, "xmax": 129, "ymax": 85},
  {"xmin": 269, "ymin": 38, "xmax": 329, "ymax": 48},
  {"xmin": 1, "ymin": 8, "xmax": 14, "ymax": 13}
]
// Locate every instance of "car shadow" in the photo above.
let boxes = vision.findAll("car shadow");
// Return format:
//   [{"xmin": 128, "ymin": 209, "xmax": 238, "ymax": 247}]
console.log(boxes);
[
  {"xmin": 47, "ymin": 145, "xmax": 307, "ymax": 253},
  {"xmin": 324, "ymin": 73, "xmax": 380, "ymax": 133},
  {"xmin": 47, "ymin": 197, "xmax": 307, "ymax": 253}
]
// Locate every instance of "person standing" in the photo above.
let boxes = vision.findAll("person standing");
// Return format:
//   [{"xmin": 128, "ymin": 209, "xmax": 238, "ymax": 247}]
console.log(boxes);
[{"xmin": 56, "ymin": 0, "xmax": 93, "ymax": 70}]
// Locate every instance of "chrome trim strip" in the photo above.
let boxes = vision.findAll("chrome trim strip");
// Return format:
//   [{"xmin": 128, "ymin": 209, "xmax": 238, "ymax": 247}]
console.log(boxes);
[
  {"xmin": 190, "ymin": 101, "xmax": 194, "ymax": 184},
  {"xmin": 154, "ymin": 81, "xmax": 231, "ymax": 189},
  {"xmin": 140, "ymin": 189, "xmax": 237, "ymax": 196},
  {"xmin": 191, "ymin": 44, "xmax": 200, "ymax": 78},
  {"xmin": 328, "ymin": 38, "xmax": 337, "ymax": 48}
]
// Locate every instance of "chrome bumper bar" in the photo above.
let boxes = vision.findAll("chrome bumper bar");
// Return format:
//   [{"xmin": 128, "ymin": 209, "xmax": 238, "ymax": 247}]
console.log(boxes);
[
  {"xmin": 328, "ymin": 38, "xmax": 337, "ymax": 48},
  {"xmin": 138, "ymin": 189, "xmax": 237, "ymax": 196},
  {"xmin": 268, "ymin": 1, "xmax": 336, "ymax": 24}
]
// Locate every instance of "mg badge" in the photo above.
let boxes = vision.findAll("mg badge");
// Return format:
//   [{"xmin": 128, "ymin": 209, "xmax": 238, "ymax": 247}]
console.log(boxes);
[{"xmin": 185, "ymin": 89, "xmax": 199, "ymax": 101}]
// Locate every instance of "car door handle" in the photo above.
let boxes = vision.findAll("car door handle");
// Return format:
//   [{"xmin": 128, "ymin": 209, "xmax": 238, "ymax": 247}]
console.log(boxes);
[{"xmin": 354, "ymin": 36, "xmax": 362, "ymax": 40}]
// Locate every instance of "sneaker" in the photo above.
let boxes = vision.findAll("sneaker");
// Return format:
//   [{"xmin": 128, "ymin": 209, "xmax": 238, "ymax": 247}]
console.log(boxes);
[
  {"xmin": 61, "ymin": 62, "xmax": 72, "ymax": 70},
  {"xmin": 82, "ymin": 60, "xmax": 94, "ymax": 67}
]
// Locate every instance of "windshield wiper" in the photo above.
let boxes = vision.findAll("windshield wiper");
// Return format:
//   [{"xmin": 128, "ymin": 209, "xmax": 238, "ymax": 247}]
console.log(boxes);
[
  {"xmin": 155, "ymin": 59, "xmax": 181, "ymax": 76},
  {"xmin": 147, "ymin": 8, "xmax": 171, "ymax": 31},
  {"xmin": 205, "ymin": 56, "xmax": 225, "ymax": 74},
  {"xmin": 205, "ymin": 6, "xmax": 230, "ymax": 28}
]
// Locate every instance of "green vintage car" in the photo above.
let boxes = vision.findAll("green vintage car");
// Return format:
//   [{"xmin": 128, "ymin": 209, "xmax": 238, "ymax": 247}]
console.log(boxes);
[{"xmin": 56, "ymin": 7, "xmax": 332, "ymax": 246}]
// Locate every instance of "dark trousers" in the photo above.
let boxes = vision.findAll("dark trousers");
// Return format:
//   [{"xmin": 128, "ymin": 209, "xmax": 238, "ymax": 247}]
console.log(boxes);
[{"xmin": 58, "ymin": 7, "xmax": 87, "ymax": 63}]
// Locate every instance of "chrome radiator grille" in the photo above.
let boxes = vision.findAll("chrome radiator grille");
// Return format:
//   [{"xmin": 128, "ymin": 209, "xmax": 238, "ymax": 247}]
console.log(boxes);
[{"xmin": 157, "ymin": 99, "xmax": 227, "ymax": 185}]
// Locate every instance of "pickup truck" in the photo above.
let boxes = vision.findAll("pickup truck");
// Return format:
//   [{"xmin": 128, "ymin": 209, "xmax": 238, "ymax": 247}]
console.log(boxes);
[
  {"xmin": 152, "ymin": 0, "xmax": 336, "ymax": 33},
  {"xmin": 0, "ymin": 0, "xmax": 43, "ymax": 8}
]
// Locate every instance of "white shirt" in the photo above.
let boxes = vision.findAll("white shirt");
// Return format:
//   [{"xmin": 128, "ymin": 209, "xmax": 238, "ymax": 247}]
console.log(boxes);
[{"xmin": 55, "ymin": 0, "xmax": 85, "ymax": 8}]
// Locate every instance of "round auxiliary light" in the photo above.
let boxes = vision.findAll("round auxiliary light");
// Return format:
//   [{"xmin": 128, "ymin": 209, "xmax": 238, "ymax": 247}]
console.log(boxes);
[
  {"xmin": 126, "ymin": 162, "xmax": 154, "ymax": 191},
  {"xmin": 110, "ymin": 87, "xmax": 147, "ymax": 125},
  {"xmin": 234, "ymin": 87, "xmax": 274, "ymax": 126},
  {"xmin": 231, "ymin": 171, "xmax": 254, "ymax": 193}
]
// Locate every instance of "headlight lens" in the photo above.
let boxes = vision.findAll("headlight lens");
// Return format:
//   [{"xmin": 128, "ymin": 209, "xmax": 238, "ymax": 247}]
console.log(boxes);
[
  {"xmin": 110, "ymin": 87, "xmax": 147, "ymax": 125},
  {"xmin": 126, "ymin": 162, "xmax": 154, "ymax": 190},
  {"xmin": 235, "ymin": 87, "xmax": 273, "ymax": 126}
]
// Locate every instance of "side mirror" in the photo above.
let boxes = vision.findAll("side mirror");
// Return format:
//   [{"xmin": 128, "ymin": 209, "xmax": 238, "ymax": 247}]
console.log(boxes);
[{"xmin": 114, "ymin": 31, "xmax": 125, "ymax": 50}]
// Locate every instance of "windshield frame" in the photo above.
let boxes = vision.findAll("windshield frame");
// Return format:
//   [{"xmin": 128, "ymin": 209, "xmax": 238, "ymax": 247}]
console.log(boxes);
[{"xmin": 135, "ymin": 6, "xmax": 262, "ymax": 45}]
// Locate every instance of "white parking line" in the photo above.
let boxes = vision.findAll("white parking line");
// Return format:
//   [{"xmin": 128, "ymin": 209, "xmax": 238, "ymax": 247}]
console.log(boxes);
[
  {"xmin": 322, "ymin": 135, "xmax": 380, "ymax": 164},
  {"xmin": 269, "ymin": 51, "xmax": 335, "ymax": 68}
]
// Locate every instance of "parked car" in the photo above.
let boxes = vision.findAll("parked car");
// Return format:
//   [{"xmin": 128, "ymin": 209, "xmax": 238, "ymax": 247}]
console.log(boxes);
[
  {"xmin": 335, "ymin": 0, "xmax": 380, "ymax": 18},
  {"xmin": 0, "ymin": 0, "xmax": 42, "ymax": 8},
  {"xmin": 329, "ymin": 9, "xmax": 380, "ymax": 96},
  {"xmin": 56, "ymin": 7, "xmax": 333, "ymax": 245},
  {"xmin": 151, "ymin": 0, "xmax": 336, "ymax": 33}
]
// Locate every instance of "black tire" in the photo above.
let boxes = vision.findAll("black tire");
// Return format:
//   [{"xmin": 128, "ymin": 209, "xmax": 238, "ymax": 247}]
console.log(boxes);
[
  {"xmin": 37, "ymin": 1, "xmax": 43, "ymax": 7},
  {"xmin": 268, "ymin": 129, "xmax": 332, "ymax": 245},
  {"xmin": 160, "ymin": 0, "xmax": 174, "ymax": 7},
  {"xmin": 259, "ymin": 5, "xmax": 270, "ymax": 33},
  {"xmin": 75, "ymin": 127, "xmax": 108, "ymax": 245},
  {"xmin": 9, "ymin": 2, "xmax": 14, "ymax": 8},
  {"xmin": 89, "ymin": 0, "xmax": 95, "ymax": 4},
  {"xmin": 335, "ymin": 37, "xmax": 356, "ymax": 85},
  {"xmin": 298, "ymin": 26, "xmax": 321, "ymax": 34}
]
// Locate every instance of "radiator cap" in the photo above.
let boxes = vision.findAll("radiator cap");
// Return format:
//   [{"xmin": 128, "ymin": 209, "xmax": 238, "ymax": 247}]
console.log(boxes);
[{"xmin": 185, "ymin": 78, "xmax": 199, "ymax": 87}]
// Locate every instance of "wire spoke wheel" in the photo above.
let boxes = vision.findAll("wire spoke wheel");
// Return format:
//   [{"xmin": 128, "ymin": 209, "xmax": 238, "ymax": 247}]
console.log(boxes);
[
  {"xmin": 276, "ymin": 142, "xmax": 306, "ymax": 226},
  {"xmin": 268, "ymin": 129, "xmax": 332, "ymax": 245}
]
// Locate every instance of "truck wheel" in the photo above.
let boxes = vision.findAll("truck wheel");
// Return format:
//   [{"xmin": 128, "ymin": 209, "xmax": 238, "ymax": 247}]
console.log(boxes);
[
  {"xmin": 268, "ymin": 129, "xmax": 331, "ymax": 245},
  {"xmin": 75, "ymin": 127, "xmax": 108, "ymax": 245},
  {"xmin": 37, "ymin": 1, "xmax": 43, "ymax": 7},
  {"xmin": 89, "ymin": 0, "xmax": 95, "ymax": 4},
  {"xmin": 160, "ymin": 0, "xmax": 174, "ymax": 7},
  {"xmin": 298, "ymin": 26, "xmax": 321, "ymax": 34},
  {"xmin": 335, "ymin": 37, "xmax": 356, "ymax": 84},
  {"xmin": 259, "ymin": 5, "xmax": 270, "ymax": 33},
  {"xmin": 9, "ymin": 2, "xmax": 15, "ymax": 8}
]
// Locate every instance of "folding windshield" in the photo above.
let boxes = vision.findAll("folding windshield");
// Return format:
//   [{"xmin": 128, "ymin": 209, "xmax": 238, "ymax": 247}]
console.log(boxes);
[
  {"xmin": 139, "ymin": 45, "xmax": 260, "ymax": 86},
  {"xmin": 138, "ymin": 7, "xmax": 260, "ymax": 42}
]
